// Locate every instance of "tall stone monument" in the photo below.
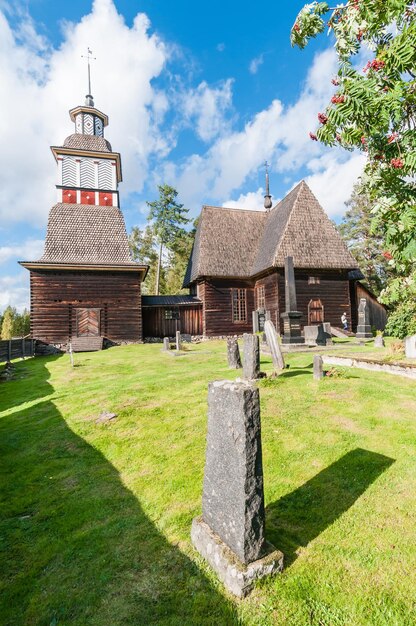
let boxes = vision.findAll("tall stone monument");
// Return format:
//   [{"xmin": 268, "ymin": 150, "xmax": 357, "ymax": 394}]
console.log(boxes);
[
  {"xmin": 191, "ymin": 380, "xmax": 284, "ymax": 597},
  {"xmin": 356, "ymin": 298, "xmax": 372, "ymax": 339},
  {"xmin": 280, "ymin": 256, "xmax": 304, "ymax": 344}
]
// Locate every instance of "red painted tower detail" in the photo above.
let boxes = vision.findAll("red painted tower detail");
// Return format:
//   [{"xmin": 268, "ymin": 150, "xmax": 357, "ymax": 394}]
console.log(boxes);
[
  {"xmin": 50, "ymin": 101, "xmax": 122, "ymax": 207},
  {"xmin": 19, "ymin": 84, "xmax": 148, "ymax": 345}
]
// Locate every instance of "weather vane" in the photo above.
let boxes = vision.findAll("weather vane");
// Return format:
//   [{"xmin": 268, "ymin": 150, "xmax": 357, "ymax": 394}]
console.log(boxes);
[{"xmin": 81, "ymin": 47, "xmax": 96, "ymax": 106}]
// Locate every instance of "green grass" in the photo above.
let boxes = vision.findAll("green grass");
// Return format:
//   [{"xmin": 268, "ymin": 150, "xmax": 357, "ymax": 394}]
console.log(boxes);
[{"xmin": 1, "ymin": 342, "xmax": 415, "ymax": 626}]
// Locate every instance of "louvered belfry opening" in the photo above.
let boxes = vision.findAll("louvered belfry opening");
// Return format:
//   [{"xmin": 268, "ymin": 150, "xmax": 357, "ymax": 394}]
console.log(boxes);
[{"xmin": 19, "ymin": 96, "xmax": 148, "ymax": 347}]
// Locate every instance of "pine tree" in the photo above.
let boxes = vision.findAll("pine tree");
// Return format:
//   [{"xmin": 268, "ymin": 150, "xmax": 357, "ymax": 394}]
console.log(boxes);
[{"xmin": 146, "ymin": 185, "xmax": 190, "ymax": 295}]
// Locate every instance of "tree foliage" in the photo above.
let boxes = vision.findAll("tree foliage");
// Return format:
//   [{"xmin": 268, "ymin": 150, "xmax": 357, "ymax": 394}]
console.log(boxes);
[
  {"xmin": 338, "ymin": 182, "xmax": 397, "ymax": 295},
  {"xmin": 0, "ymin": 306, "xmax": 30, "ymax": 339},
  {"xmin": 145, "ymin": 185, "xmax": 190, "ymax": 295},
  {"xmin": 291, "ymin": 1, "xmax": 416, "ymax": 268},
  {"xmin": 129, "ymin": 185, "xmax": 193, "ymax": 295},
  {"xmin": 291, "ymin": 0, "xmax": 416, "ymax": 337}
]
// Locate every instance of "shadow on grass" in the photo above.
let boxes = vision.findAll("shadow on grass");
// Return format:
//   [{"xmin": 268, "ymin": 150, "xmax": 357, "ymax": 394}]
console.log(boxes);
[
  {"xmin": 0, "ymin": 355, "xmax": 61, "ymax": 414},
  {"xmin": 0, "ymin": 361, "xmax": 238, "ymax": 626},
  {"xmin": 266, "ymin": 448, "xmax": 394, "ymax": 567}
]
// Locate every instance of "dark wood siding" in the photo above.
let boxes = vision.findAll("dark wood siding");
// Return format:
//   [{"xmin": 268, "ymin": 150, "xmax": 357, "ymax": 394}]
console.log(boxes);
[
  {"xmin": 254, "ymin": 272, "xmax": 280, "ymax": 329},
  {"xmin": 200, "ymin": 279, "xmax": 255, "ymax": 337},
  {"xmin": 30, "ymin": 269, "xmax": 142, "ymax": 343},
  {"xmin": 142, "ymin": 305, "xmax": 202, "ymax": 337},
  {"xmin": 277, "ymin": 269, "xmax": 352, "ymax": 333},
  {"xmin": 355, "ymin": 283, "xmax": 387, "ymax": 331}
]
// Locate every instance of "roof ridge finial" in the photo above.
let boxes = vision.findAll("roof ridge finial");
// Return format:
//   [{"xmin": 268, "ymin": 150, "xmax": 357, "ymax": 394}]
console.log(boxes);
[
  {"xmin": 81, "ymin": 47, "xmax": 96, "ymax": 107},
  {"xmin": 263, "ymin": 161, "xmax": 272, "ymax": 210}
]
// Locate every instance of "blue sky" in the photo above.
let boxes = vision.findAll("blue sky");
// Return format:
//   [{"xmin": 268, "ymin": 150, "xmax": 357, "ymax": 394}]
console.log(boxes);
[{"xmin": 0, "ymin": 0, "xmax": 365, "ymax": 311}]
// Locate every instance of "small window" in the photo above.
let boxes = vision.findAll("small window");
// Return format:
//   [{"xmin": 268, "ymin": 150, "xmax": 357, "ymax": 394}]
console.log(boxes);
[
  {"xmin": 232, "ymin": 289, "xmax": 247, "ymax": 323},
  {"xmin": 256, "ymin": 285, "xmax": 265, "ymax": 309},
  {"xmin": 308, "ymin": 276, "xmax": 320, "ymax": 285},
  {"xmin": 165, "ymin": 309, "xmax": 179, "ymax": 320}
]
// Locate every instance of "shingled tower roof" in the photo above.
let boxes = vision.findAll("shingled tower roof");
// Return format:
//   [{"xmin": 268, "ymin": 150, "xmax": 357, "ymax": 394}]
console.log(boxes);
[
  {"xmin": 183, "ymin": 181, "xmax": 358, "ymax": 286},
  {"xmin": 20, "ymin": 95, "xmax": 146, "ymax": 276}
]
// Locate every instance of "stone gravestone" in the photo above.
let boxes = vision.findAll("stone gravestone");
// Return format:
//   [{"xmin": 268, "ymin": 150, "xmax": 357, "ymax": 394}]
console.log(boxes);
[
  {"xmin": 313, "ymin": 354, "xmax": 324, "ymax": 380},
  {"xmin": 264, "ymin": 320, "xmax": 285, "ymax": 370},
  {"xmin": 356, "ymin": 298, "xmax": 373, "ymax": 339},
  {"xmin": 374, "ymin": 335, "xmax": 385, "ymax": 348},
  {"xmin": 316, "ymin": 322, "xmax": 332, "ymax": 346},
  {"xmin": 280, "ymin": 256, "xmax": 304, "ymax": 344},
  {"xmin": 176, "ymin": 330, "xmax": 182, "ymax": 351},
  {"xmin": 405, "ymin": 334, "xmax": 416, "ymax": 358},
  {"xmin": 191, "ymin": 380, "xmax": 284, "ymax": 597},
  {"xmin": 243, "ymin": 334, "xmax": 260, "ymax": 380},
  {"xmin": 162, "ymin": 337, "xmax": 170, "ymax": 351},
  {"xmin": 227, "ymin": 337, "xmax": 242, "ymax": 369}
]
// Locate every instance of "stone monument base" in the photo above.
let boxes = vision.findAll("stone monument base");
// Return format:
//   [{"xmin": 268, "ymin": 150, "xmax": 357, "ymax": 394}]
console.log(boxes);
[
  {"xmin": 191, "ymin": 517, "xmax": 284, "ymax": 598},
  {"xmin": 356, "ymin": 324, "xmax": 372, "ymax": 339}
]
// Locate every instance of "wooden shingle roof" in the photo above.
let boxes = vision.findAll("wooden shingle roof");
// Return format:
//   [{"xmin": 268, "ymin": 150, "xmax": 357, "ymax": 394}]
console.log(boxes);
[
  {"xmin": 62, "ymin": 134, "xmax": 112, "ymax": 152},
  {"xmin": 183, "ymin": 206, "xmax": 267, "ymax": 285},
  {"xmin": 184, "ymin": 181, "xmax": 358, "ymax": 286},
  {"xmin": 39, "ymin": 203, "xmax": 137, "ymax": 266}
]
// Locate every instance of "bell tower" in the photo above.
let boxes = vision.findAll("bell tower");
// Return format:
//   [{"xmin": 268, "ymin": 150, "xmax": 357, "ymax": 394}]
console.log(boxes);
[
  {"xmin": 51, "ymin": 48, "xmax": 121, "ymax": 207},
  {"xmin": 19, "ymin": 50, "xmax": 148, "ymax": 348}
]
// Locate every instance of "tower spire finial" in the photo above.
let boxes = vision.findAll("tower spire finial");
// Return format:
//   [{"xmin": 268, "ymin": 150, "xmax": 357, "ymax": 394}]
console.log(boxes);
[
  {"xmin": 81, "ymin": 47, "xmax": 96, "ymax": 107},
  {"xmin": 263, "ymin": 161, "xmax": 272, "ymax": 210}
]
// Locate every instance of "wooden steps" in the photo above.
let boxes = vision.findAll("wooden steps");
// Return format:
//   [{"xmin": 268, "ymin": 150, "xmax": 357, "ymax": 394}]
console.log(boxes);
[
  {"xmin": 70, "ymin": 336, "xmax": 104, "ymax": 352},
  {"xmin": 331, "ymin": 326, "xmax": 355, "ymax": 338}
]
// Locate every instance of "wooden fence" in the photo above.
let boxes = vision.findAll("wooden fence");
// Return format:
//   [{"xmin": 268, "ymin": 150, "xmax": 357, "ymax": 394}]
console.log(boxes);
[{"xmin": 0, "ymin": 338, "xmax": 35, "ymax": 363}]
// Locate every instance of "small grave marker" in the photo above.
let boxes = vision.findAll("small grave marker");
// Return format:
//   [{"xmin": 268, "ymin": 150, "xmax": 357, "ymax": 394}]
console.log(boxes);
[
  {"xmin": 264, "ymin": 320, "xmax": 285, "ymax": 370},
  {"xmin": 243, "ymin": 334, "xmax": 260, "ymax": 380},
  {"xmin": 405, "ymin": 334, "xmax": 416, "ymax": 359},
  {"xmin": 227, "ymin": 337, "xmax": 242, "ymax": 369},
  {"xmin": 313, "ymin": 354, "xmax": 324, "ymax": 380}
]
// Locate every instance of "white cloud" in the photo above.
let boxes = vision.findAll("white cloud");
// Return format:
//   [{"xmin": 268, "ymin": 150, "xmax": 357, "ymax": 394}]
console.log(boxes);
[
  {"xmin": 0, "ymin": 0, "xmax": 169, "ymax": 225},
  {"xmin": 0, "ymin": 239, "xmax": 44, "ymax": 263},
  {"xmin": 164, "ymin": 47, "xmax": 363, "ymax": 217},
  {"xmin": 222, "ymin": 188, "xmax": 267, "ymax": 211},
  {"xmin": 165, "ymin": 99, "xmax": 284, "ymax": 210},
  {"xmin": 249, "ymin": 54, "xmax": 264, "ymax": 75},
  {"xmin": 305, "ymin": 152, "xmax": 366, "ymax": 218},
  {"xmin": 181, "ymin": 79, "xmax": 233, "ymax": 142},
  {"xmin": 0, "ymin": 273, "xmax": 29, "ymax": 312}
]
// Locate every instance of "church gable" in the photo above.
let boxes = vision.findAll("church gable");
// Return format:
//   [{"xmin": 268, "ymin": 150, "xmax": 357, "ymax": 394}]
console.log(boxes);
[
  {"xmin": 272, "ymin": 181, "xmax": 358, "ymax": 270},
  {"xmin": 185, "ymin": 180, "xmax": 358, "ymax": 286}
]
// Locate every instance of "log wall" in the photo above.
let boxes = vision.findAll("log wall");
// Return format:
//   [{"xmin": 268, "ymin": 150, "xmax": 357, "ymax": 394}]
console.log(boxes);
[
  {"xmin": 277, "ymin": 269, "xmax": 352, "ymax": 333},
  {"xmin": 30, "ymin": 269, "xmax": 142, "ymax": 343},
  {"xmin": 355, "ymin": 282, "xmax": 387, "ymax": 331},
  {"xmin": 142, "ymin": 305, "xmax": 202, "ymax": 337},
  {"xmin": 254, "ymin": 273, "xmax": 280, "ymax": 329},
  {"xmin": 200, "ymin": 279, "xmax": 255, "ymax": 337}
]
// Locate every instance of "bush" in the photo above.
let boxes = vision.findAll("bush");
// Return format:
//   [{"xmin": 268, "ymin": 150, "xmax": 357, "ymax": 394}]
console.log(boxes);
[{"xmin": 385, "ymin": 300, "xmax": 416, "ymax": 339}]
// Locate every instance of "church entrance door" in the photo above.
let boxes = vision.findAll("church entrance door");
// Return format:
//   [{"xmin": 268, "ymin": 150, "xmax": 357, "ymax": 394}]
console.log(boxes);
[
  {"xmin": 76, "ymin": 308, "xmax": 101, "ymax": 337},
  {"xmin": 308, "ymin": 299, "xmax": 324, "ymax": 325}
]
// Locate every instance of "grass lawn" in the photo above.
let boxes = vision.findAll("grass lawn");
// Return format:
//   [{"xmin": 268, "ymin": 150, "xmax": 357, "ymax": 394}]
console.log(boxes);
[{"xmin": 1, "ymin": 341, "xmax": 415, "ymax": 626}]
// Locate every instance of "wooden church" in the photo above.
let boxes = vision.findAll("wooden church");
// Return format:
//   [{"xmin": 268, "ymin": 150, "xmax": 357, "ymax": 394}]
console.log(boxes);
[
  {"xmin": 20, "ymin": 91, "xmax": 148, "ymax": 349},
  {"xmin": 182, "ymin": 179, "xmax": 377, "ymax": 337}
]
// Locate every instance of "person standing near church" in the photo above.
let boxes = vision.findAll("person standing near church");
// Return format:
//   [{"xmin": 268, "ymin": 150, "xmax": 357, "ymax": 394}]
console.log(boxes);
[{"xmin": 341, "ymin": 312, "xmax": 348, "ymax": 331}]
